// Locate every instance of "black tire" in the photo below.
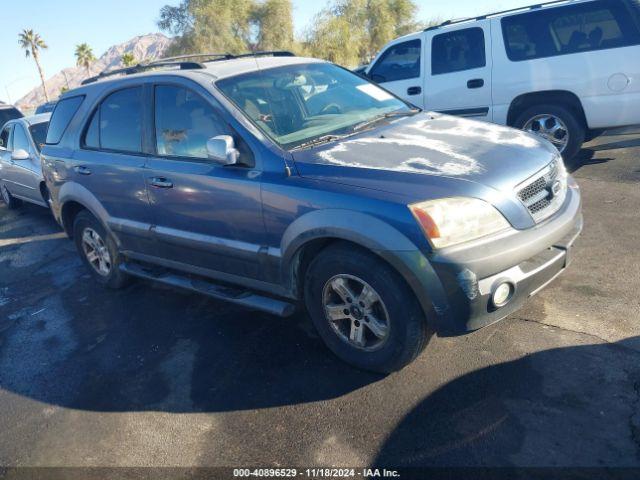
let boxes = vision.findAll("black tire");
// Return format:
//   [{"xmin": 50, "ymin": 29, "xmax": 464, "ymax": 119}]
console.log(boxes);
[
  {"xmin": 73, "ymin": 210, "xmax": 130, "ymax": 289},
  {"xmin": 514, "ymin": 104, "xmax": 585, "ymax": 161},
  {"xmin": 304, "ymin": 243, "xmax": 431, "ymax": 373},
  {"xmin": 1, "ymin": 183, "xmax": 22, "ymax": 209}
]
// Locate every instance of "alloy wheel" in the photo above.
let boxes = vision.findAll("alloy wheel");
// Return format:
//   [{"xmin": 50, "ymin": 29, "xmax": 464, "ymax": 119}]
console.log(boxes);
[
  {"xmin": 524, "ymin": 114, "xmax": 569, "ymax": 152},
  {"xmin": 81, "ymin": 227, "xmax": 112, "ymax": 276},
  {"xmin": 322, "ymin": 274, "xmax": 390, "ymax": 351},
  {"xmin": 1, "ymin": 185, "xmax": 10, "ymax": 204}
]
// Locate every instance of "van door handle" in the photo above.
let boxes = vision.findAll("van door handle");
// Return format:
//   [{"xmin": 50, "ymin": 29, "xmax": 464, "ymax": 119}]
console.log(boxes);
[
  {"xmin": 149, "ymin": 177, "xmax": 173, "ymax": 188},
  {"xmin": 407, "ymin": 86, "xmax": 422, "ymax": 96},
  {"xmin": 74, "ymin": 165, "xmax": 92, "ymax": 175},
  {"xmin": 467, "ymin": 79, "xmax": 484, "ymax": 89}
]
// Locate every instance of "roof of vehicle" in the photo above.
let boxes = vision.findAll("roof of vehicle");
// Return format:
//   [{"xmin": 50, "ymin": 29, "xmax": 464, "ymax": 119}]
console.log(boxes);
[
  {"xmin": 7, "ymin": 113, "xmax": 50, "ymax": 127},
  {"xmin": 61, "ymin": 54, "xmax": 327, "ymax": 100},
  {"xmin": 423, "ymin": 0, "xmax": 595, "ymax": 32}
]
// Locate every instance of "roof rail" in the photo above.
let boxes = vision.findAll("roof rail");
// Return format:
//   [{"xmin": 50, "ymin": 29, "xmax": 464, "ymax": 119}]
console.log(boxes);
[
  {"xmin": 424, "ymin": 0, "xmax": 577, "ymax": 31},
  {"xmin": 81, "ymin": 60, "xmax": 205, "ymax": 85},
  {"xmin": 80, "ymin": 50, "xmax": 297, "ymax": 86}
]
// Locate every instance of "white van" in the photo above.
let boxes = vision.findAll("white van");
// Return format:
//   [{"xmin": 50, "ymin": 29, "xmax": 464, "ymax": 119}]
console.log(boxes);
[{"xmin": 364, "ymin": 0, "xmax": 640, "ymax": 159}]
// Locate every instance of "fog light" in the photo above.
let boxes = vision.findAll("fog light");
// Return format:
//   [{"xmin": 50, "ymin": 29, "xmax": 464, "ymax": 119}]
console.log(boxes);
[{"xmin": 492, "ymin": 282, "xmax": 513, "ymax": 307}]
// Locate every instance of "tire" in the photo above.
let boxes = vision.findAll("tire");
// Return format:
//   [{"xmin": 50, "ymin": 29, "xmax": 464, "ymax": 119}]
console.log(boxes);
[
  {"xmin": 73, "ymin": 210, "xmax": 130, "ymax": 289},
  {"xmin": 304, "ymin": 243, "xmax": 431, "ymax": 373},
  {"xmin": 1, "ymin": 183, "xmax": 22, "ymax": 209},
  {"xmin": 514, "ymin": 104, "xmax": 585, "ymax": 161}
]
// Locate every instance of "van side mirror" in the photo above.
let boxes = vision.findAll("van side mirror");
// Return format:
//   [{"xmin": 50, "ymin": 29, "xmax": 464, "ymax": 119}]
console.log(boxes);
[
  {"xmin": 206, "ymin": 135, "xmax": 240, "ymax": 166},
  {"xmin": 11, "ymin": 149, "xmax": 30, "ymax": 161}
]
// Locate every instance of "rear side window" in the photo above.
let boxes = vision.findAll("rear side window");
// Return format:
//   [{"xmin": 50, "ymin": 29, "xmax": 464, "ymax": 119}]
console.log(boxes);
[
  {"xmin": 46, "ymin": 96, "xmax": 84, "ymax": 145},
  {"xmin": 29, "ymin": 122, "xmax": 49, "ymax": 152},
  {"xmin": 432, "ymin": 27, "xmax": 486, "ymax": 75},
  {"xmin": 83, "ymin": 87, "xmax": 143, "ymax": 153},
  {"xmin": 369, "ymin": 39, "xmax": 421, "ymax": 83},
  {"xmin": 502, "ymin": 0, "xmax": 640, "ymax": 61}
]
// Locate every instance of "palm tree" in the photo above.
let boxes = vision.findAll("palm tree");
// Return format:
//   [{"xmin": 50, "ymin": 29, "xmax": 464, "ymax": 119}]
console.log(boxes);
[
  {"xmin": 18, "ymin": 29, "xmax": 49, "ymax": 102},
  {"xmin": 75, "ymin": 43, "xmax": 96, "ymax": 78},
  {"xmin": 121, "ymin": 52, "xmax": 136, "ymax": 67}
]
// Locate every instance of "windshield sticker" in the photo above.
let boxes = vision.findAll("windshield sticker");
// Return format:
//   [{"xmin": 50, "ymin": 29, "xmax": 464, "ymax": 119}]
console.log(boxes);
[{"xmin": 356, "ymin": 84, "xmax": 394, "ymax": 102}]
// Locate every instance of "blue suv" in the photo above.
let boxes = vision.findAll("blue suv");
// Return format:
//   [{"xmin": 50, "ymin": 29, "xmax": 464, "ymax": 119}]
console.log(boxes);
[{"xmin": 41, "ymin": 52, "xmax": 582, "ymax": 372}]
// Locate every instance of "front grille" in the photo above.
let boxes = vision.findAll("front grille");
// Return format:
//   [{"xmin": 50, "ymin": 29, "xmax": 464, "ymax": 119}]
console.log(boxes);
[{"xmin": 516, "ymin": 159, "xmax": 567, "ymax": 222}]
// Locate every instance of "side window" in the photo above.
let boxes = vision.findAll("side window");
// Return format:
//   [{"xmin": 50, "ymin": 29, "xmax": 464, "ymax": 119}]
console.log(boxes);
[
  {"xmin": 46, "ymin": 96, "xmax": 84, "ymax": 145},
  {"xmin": 502, "ymin": 0, "xmax": 640, "ymax": 61},
  {"xmin": 0, "ymin": 126, "xmax": 12, "ymax": 150},
  {"xmin": 154, "ymin": 85, "xmax": 229, "ymax": 159},
  {"xmin": 369, "ymin": 39, "xmax": 421, "ymax": 83},
  {"xmin": 13, "ymin": 125, "xmax": 30, "ymax": 152},
  {"xmin": 83, "ymin": 87, "xmax": 143, "ymax": 153},
  {"xmin": 432, "ymin": 27, "xmax": 486, "ymax": 75}
]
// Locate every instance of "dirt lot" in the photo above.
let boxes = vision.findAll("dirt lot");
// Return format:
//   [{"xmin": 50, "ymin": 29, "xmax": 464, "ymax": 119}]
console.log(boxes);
[{"xmin": 0, "ymin": 130, "xmax": 639, "ymax": 472}]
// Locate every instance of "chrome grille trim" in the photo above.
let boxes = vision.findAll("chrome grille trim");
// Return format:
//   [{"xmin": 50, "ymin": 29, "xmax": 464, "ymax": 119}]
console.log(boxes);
[{"xmin": 515, "ymin": 158, "xmax": 567, "ymax": 223}]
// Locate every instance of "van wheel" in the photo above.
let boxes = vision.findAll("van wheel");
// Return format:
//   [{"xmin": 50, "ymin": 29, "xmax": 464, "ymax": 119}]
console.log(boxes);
[
  {"xmin": 1, "ymin": 184, "xmax": 22, "ymax": 209},
  {"xmin": 514, "ymin": 104, "xmax": 585, "ymax": 160},
  {"xmin": 73, "ymin": 211, "xmax": 130, "ymax": 289},
  {"xmin": 304, "ymin": 243, "xmax": 431, "ymax": 373}
]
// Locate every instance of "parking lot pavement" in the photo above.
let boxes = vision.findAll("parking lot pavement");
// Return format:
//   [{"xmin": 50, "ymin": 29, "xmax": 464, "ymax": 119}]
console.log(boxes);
[{"xmin": 0, "ymin": 131, "xmax": 639, "ymax": 470}]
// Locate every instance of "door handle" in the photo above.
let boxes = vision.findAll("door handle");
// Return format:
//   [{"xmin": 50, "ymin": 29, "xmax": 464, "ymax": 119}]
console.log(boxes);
[
  {"xmin": 74, "ymin": 165, "xmax": 92, "ymax": 175},
  {"xmin": 467, "ymin": 79, "xmax": 484, "ymax": 89},
  {"xmin": 407, "ymin": 86, "xmax": 422, "ymax": 96},
  {"xmin": 149, "ymin": 177, "xmax": 173, "ymax": 188}
]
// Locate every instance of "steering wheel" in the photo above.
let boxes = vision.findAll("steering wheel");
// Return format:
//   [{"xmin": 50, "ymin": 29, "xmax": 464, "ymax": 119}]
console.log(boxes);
[{"xmin": 319, "ymin": 103, "xmax": 342, "ymax": 115}]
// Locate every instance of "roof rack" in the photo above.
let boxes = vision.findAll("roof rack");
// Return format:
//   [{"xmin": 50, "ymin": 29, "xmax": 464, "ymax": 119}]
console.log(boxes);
[
  {"xmin": 424, "ymin": 0, "xmax": 578, "ymax": 31},
  {"xmin": 80, "ymin": 50, "xmax": 296, "ymax": 85}
]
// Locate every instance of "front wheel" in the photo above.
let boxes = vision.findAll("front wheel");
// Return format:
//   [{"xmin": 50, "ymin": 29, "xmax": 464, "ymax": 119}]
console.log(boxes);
[
  {"xmin": 514, "ymin": 104, "xmax": 585, "ymax": 160},
  {"xmin": 304, "ymin": 243, "xmax": 431, "ymax": 373},
  {"xmin": 1, "ymin": 183, "xmax": 22, "ymax": 209}
]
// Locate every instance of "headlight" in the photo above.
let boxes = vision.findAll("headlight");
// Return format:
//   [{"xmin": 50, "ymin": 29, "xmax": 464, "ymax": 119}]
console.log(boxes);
[{"xmin": 409, "ymin": 197, "xmax": 511, "ymax": 249}]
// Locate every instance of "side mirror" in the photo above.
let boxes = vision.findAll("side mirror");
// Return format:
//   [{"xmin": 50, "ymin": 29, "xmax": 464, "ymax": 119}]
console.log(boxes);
[
  {"xmin": 206, "ymin": 135, "xmax": 240, "ymax": 166},
  {"xmin": 11, "ymin": 149, "xmax": 30, "ymax": 161}
]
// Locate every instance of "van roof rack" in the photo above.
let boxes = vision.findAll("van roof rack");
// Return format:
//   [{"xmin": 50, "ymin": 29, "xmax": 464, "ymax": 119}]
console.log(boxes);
[
  {"xmin": 424, "ymin": 0, "xmax": 579, "ymax": 31},
  {"xmin": 81, "ymin": 50, "xmax": 297, "ymax": 85}
]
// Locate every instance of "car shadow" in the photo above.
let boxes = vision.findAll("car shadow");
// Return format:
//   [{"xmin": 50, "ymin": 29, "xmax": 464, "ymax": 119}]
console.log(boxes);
[{"xmin": 374, "ymin": 337, "xmax": 640, "ymax": 469}]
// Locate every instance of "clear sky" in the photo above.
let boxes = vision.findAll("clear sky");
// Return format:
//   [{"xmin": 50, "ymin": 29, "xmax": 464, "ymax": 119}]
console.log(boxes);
[{"xmin": 1, "ymin": 0, "xmax": 533, "ymax": 103}]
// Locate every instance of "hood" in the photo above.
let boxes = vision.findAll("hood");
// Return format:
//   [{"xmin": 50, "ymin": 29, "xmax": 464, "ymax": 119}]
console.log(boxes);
[{"xmin": 292, "ymin": 113, "xmax": 559, "ymax": 196}]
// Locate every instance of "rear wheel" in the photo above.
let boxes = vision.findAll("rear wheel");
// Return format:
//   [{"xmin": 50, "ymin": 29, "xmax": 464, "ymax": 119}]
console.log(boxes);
[
  {"xmin": 514, "ymin": 104, "xmax": 585, "ymax": 160},
  {"xmin": 73, "ymin": 210, "xmax": 130, "ymax": 289},
  {"xmin": 1, "ymin": 183, "xmax": 22, "ymax": 209},
  {"xmin": 304, "ymin": 243, "xmax": 431, "ymax": 373}
]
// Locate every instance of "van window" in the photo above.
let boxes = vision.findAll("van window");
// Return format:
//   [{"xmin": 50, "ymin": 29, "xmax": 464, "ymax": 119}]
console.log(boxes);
[
  {"xmin": 83, "ymin": 87, "xmax": 143, "ymax": 153},
  {"xmin": 369, "ymin": 39, "xmax": 421, "ymax": 83},
  {"xmin": 45, "ymin": 96, "xmax": 84, "ymax": 145},
  {"xmin": 432, "ymin": 27, "xmax": 486, "ymax": 75},
  {"xmin": 502, "ymin": 0, "xmax": 640, "ymax": 61},
  {"xmin": 154, "ymin": 85, "xmax": 229, "ymax": 158}
]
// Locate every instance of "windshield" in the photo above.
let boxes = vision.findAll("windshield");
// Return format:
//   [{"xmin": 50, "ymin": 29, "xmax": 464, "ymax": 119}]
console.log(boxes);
[
  {"xmin": 29, "ymin": 122, "xmax": 49, "ymax": 152},
  {"xmin": 216, "ymin": 63, "xmax": 414, "ymax": 150}
]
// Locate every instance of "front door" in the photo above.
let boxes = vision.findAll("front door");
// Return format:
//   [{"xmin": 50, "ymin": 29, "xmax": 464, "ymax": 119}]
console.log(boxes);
[
  {"xmin": 144, "ymin": 83, "xmax": 266, "ymax": 280},
  {"xmin": 5, "ymin": 123, "xmax": 41, "ymax": 201},
  {"xmin": 425, "ymin": 22, "xmax": 494, "ymax": 121},
  {"xmin": 366, "ymin": 37, "xmax": 425, "ymax": 108}
]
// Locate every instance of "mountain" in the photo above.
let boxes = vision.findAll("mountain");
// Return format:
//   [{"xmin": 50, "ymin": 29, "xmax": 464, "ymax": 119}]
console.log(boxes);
[{"xmin": 16, "ymin": 33, "xmax": 173, "ymax": 111}]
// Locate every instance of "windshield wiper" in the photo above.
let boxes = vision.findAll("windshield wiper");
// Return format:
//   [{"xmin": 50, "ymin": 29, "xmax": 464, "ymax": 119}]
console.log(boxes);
[
  {"xmin": 292, "ymin": 134, "xmax": 345, "ymax": 151},
  {"xmin": 352, "ymin": 108, "xmax": 421, "ymax": 133}
]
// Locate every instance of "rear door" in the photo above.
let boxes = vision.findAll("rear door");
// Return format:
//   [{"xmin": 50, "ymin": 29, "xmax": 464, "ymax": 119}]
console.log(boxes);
[
  {"xmin": 143, "ymin": 81, "xmax": 266, "ymax": 280},
  {"xmin": 366, "ymin": 37, "xmax": 425, "ymax": 108},
  {"xmin": 0, "ymin": 124, "xmax": 14, "ymax": 191},
  {"xmin": 425, "ymin": 22, "xmax": 494, "ymax": 120},
  {"xmin": 74, "ymin": 86, "xmax": 155, "ymax": 254}
]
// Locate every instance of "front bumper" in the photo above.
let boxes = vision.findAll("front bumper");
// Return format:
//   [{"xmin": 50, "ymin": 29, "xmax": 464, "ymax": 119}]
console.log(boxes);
[{"xmin": 406, "ymin": 176, "xmax": 583, "ymax": 335}]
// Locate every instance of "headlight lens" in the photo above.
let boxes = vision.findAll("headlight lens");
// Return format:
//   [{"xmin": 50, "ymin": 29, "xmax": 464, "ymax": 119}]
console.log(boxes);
[{"xmin": 409, "ymin": 197, "xmax": 511, "ymax": 249}]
